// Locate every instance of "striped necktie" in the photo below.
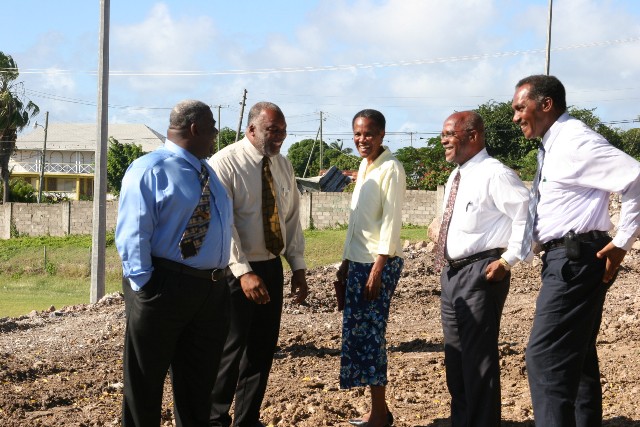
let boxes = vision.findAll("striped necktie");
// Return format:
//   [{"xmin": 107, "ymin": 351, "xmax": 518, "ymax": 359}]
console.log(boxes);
[
  {"xmin": 262, "ymin": 157, "xmax": 284, "ymax": 256},
  {"xmin": 434, "ymin": 170, "xmax": 461, "ymax": 273},
  {"xmin": 179, "ymin": 163, "xmax": 211, "ymax": 259},
  {"xmin": 519, "ymin": 143, "xmax": 545, "ymax": 260}
]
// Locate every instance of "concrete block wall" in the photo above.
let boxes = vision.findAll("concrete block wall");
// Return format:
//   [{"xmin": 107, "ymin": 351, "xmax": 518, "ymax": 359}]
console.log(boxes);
[
  {"xmin": 0, "ymin": 190, "xmax": 442, "ymax": 238},
  {"xmin": 299, "ymin": 189, "xmax": 443, "ymax": 230},
  {"xmin": 0, "ymin": 201, "xmax": 119, "ymax": 238}
]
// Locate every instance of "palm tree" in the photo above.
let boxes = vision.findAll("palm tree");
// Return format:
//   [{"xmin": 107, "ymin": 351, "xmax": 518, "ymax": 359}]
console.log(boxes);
[
  {"xmin": 0, "ymin": 52, "xmax": 40, "ymax": 202},
  {"xmin": 329, "ymin": 139, "xmax": 353, "ymax": 154}
]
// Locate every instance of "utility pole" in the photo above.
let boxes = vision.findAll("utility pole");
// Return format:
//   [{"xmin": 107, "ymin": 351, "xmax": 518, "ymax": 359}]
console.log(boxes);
[
  {"xmin": 36, "ymin": 111, "xmax": 49, "ymax": 203},
  {"xmin": 545, "ymin": 0, "xmax": 553, "ymax": 75},
  {"xmin": 235, "ymin": 89, "xmax": 247, "ymax": 143},
  {"xmin": 319, "ymin": 111, "xmax": 324, "ymax": 173},
  {"xmin": 212, "ymin": 104, "xmax": 223, "ymax": 152},
  {"xmin": 303, "ymin": 126, "xmax": 321, "ymax": 178},
  {"xmin": 91, "ymin": 0, "xmax": 109, "ymax": 303}
]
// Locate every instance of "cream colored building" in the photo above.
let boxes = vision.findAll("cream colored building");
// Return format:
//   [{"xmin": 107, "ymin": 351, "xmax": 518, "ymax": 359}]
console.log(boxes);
[{"xmin": 11, "ymin": 123, "xmax": 165, "ymax": 200}]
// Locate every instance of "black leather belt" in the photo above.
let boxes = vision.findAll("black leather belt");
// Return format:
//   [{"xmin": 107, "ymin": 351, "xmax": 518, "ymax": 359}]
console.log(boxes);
[
  {"xmin": 541, "ymin": 230, "xmax": 610, "ymax": 252},
  {"xmin": 152, "ymin": 257, "xmax": 228, "ymax": 282},
  {"xmin": 448, "ymin": 248, "xmax": 505, "ymax": 270}
]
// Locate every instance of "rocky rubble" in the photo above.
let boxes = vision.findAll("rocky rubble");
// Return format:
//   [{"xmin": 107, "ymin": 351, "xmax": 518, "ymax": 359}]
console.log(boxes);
[{"xmin": 1, "ymin": 245, "xmax": 639, "ymax": 426}]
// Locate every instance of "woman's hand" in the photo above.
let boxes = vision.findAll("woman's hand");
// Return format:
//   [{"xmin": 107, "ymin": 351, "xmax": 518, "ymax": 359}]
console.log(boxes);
[
  {"xmin": 364, "ymin": 255, "xmax": 389, "ymax": 301},
  {"xmin": 337, "ymin": 259, "xmax": 349, "ymax": 284}
]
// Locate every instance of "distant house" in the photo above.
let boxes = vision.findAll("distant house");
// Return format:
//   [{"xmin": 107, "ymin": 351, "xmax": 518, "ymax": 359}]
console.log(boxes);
[{"xmin": 10, "ymin": 123, "xmax": 165, "ymax": 200}]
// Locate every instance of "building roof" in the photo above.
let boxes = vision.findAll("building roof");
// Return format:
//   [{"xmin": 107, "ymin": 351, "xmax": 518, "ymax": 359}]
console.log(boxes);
[{"xmin": 16, "ymin": 123, "xmax": 166, "ymax": 152}]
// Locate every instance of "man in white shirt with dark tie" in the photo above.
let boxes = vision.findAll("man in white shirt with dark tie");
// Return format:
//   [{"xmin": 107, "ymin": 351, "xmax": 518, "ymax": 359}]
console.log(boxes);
[
  {"xmin": 512, "ymin": 74, "xmax": 640, "ymax": 427},
  {"xmin": 434, "ymin": 110, "xmax": 530, "ymax": 427}
]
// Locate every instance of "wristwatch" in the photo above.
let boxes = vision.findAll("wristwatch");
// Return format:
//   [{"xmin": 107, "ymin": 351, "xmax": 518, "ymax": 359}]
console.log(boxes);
[{"xmin": 498, "ymin": 257, "xmax": 511, "ymax": 271}]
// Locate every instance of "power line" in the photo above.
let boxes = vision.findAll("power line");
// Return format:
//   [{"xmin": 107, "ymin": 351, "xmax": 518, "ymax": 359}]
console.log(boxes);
[{"xmin": 3, "ymin": 37, "xmax": 639, "ymax": 77}]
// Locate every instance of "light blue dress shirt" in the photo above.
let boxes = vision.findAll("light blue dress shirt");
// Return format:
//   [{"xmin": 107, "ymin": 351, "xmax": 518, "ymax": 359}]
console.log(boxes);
[{"xmin": 115, "ymin": 140, "xmax": 232, "ymax": 290}]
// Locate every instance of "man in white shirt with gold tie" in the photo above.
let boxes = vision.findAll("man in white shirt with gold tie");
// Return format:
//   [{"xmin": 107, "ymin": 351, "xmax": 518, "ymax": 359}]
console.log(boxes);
[
  {"xmin": 208, "ymin": 102, "xmax": 307, "ymax": 427},
  {"xmin": 512, "ymin": 74, "xmax": 640, "ymax": 427}
]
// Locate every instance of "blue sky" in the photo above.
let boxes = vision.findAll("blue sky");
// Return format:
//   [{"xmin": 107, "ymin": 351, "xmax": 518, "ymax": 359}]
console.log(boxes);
[{"xmin": 3, "ymin": 0, "xmax": 640, "ymax": 153}]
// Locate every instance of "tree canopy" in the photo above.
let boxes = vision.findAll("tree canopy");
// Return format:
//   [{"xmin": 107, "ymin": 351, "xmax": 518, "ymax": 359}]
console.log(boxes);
[
  {"xmin": 213, "ymin": 127, "xmax": 243, "ymax": 155},
  {"xmin": 0, "ymin": 51, "xmax": 40, "ymax": 202},
  {"xmin": 106, "ymin": 137, "xmax": 144, "ymax": 196},
  {"xmin": 287, "ymin": 138, "xmax": 360, "ymax": 177}
]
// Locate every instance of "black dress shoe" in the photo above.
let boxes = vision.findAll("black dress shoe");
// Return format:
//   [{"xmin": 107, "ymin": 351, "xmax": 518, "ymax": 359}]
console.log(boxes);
[{"xmin": 348, "ymin": 411, "xmax": 393, "ymax": 426}]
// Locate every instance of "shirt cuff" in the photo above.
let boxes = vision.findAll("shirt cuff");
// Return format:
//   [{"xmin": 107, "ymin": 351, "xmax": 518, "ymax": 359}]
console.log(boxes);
[
  {"xmin": 229, "ymin": 261, "xmax": 252, "ymax": 278},
  {"xmin": 126, "ymin": 272, "xmax": 151, "ymax": 291},
  {"xmin": 285, "ymin": 256, "xmax": 307, "ymax": 272},
  {"xmin": 501, "ymin": 251, "xmax": 520, "ymax": 267},
  {"xmin": 612, "ymin": 231, "xmax": 636, "ymax": 252}
]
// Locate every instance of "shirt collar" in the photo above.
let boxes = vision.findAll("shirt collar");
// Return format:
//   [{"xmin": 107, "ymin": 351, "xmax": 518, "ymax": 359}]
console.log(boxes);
[
  {"xmin": 458, "ymin": 147, "xmax": 489, "ymax": 175},
  {"xmin": 366, "ymin": 146, "xmax": 392, "ymax": 170},
  {"xmin": 164, "ymin": 139, "xmax": 203, "ymax": 171},
  {"xmin": 542, "ymin": 111, "xmax": 570, "ymax": 152},
  {"xmin": 240, "ymin": 137, "xmax": 271, "ymax": 164}
]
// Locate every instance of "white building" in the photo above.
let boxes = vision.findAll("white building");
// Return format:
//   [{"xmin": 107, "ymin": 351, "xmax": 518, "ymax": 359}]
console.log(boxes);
[{"xmin": 11, "ymin": 123, "xmax": 165, "ymax": 200}]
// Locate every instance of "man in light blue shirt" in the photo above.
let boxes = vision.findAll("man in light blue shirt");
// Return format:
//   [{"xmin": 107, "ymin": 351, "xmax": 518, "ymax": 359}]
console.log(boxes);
[{"xmin": 116, "ymin": 99, "xmax": 233, "ymax": 427}]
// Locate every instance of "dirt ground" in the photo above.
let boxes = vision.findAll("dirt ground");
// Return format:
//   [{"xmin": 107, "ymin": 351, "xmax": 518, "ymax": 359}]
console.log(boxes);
[{"xmin": 1, "ymin": 244, "xmax": 639, "ymax": 427}]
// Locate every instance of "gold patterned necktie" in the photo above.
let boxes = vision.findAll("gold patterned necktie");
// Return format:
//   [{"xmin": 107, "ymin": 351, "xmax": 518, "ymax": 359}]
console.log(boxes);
[
  {"xmin": 262, "ymin": 157, "xmax": 284, "ymax": 256},
  {"xmin": 179, "ymin": 163, "xmax": 211, "ymax": 259},
  {"xmin": 434, "ymin": 170, "xmax": 461, "ymax": 272}
]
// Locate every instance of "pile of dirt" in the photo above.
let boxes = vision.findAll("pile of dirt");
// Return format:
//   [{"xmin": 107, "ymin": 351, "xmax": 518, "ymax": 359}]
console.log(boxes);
[{"xmin": 1, "ymin": 245, "xmax": 639, "ymax": 426}]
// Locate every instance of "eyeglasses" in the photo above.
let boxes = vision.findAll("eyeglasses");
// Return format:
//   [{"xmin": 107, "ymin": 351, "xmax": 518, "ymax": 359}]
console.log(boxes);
[{"xmin": 440, "ymin": 129, "xmax": 473, "ymax": 139}]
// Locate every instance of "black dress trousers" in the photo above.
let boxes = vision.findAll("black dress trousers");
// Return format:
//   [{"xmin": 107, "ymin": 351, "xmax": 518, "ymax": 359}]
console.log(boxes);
[
  {"xmin": 209, "ymin": 257, "xmax": 284, "ymax": 427},
  {"xmin": 122, "ymin": 263, "xmax": 230, "ymax": 427}
]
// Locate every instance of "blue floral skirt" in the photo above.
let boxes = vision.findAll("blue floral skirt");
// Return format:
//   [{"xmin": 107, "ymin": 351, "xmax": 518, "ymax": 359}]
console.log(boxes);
[{"xmin": 340, "ymin": 256, "xmax": 404, "ymax": 389}]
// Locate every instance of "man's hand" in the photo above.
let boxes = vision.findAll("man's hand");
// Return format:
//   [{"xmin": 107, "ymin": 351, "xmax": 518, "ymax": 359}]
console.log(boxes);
[
  {"xmin": 239, "ymin": 272, "xmax": 270, "ymax": 304},
  {"xmin": 290, "ymin": 269, "xmax": 308, "ymax": 304},
  {"xmin": 428, "ymin": 216, "xmax": 441, "ymax": 243},
  {"xmin": 485, "ymin": 259, "xmax": 508, "ymax": 282},
  {"xmin": 596, "ymin": 242, "xmax": 627, "ymax": 284}
]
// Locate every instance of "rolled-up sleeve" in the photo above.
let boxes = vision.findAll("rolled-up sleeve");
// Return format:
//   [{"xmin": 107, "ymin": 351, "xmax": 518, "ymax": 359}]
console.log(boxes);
[
  {"xmin": 377, "ymin": 164, "xmax": 406, "ymax": 256},
  {"xmin": 115, "ymin": 166, "xmax": 158, "ymax": 290}
]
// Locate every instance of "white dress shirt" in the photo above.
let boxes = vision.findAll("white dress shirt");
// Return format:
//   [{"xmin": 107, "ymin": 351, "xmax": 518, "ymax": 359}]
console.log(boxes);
[
  {"xmin": 209, "ymin": 137, "xmax": 306, "ymax": 277},
  {"xmin": 444, "ymin": 148, "xmax": 530, "ymax": 266},
  {"xmin": 535, "ymin": 113, "xmax": 640, "ymax": 250}
]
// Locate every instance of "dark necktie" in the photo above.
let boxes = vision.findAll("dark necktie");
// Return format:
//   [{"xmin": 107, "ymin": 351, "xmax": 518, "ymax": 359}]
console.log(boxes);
[
  {"xmin": 519, "ymin": 143, "xmax": 545, "ymax": 260},
  {"xmin": 434, "ymin": 170, "xmax": 461, "ymax": 272},
  {"xmin": 179, "ymin": 163, "xmax": 211, "ymax": 259},
  {"xmin": 262, "ymin": 157, "xmax": 284, "ymax": 256}
]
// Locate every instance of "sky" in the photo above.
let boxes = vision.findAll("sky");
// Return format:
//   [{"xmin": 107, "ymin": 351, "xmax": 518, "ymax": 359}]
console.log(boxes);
[{"xmin": 2, "ymin": 0, "xmax": 640, "ymax": 154}]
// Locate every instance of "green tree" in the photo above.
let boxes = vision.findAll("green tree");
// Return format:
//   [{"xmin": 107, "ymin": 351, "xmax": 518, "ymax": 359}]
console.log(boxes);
[
  {"xmin": 620, "ymin": 128, "xmax": 640, "ymax": 160},
  {"xmin": 329, "ymin": 139, "xmax": 353, "ymax": 154},
  {"xmin": 329, "ymin": 151, "xmax": 361, "ymax": 172},
  {"xmin": 0, "ymin": 52, "xmax": 40, "ymax": 202},
  {"xmin": 287, "ymin": 138, "xmax": 321, "ymax": 177},
  {"xmin": 107, "ymin": 137, "xmax": 144, "ymax": 196},
  {"xmin": 394, "ymin": 138, "xmax": 453, "ymax": 190},
  {"xmin": 213, "ymin": 127, "xmax": 244, "ymax": 154},
  {"xmin": 0, "ymin": 178, "xmax": 37, "ymax": 203},
  {"xmin": 475, "ymin": 100, "xmax": 536, "ymax": 169}
]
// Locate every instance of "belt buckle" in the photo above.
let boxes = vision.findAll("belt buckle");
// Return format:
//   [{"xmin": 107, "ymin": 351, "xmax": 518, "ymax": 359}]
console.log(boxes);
[{"xmin": 210, "ymin": 268, "xmax": 224, "ymax": 282}]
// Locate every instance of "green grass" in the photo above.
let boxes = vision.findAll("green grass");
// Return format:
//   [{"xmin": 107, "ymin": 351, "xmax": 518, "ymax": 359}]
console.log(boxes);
[{"xmin": 0, "ymin": 226, "xmax": 427, "ymax": 318}]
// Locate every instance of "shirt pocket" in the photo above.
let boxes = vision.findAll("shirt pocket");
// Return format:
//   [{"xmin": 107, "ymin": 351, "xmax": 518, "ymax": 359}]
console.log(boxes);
[
  {"xmin": 277, "ymin": 184, "xmax": 292, "ymax": 214},
  {"xmin": 457, "ymin": 195, "xmax": 483, "ymax": 233}
]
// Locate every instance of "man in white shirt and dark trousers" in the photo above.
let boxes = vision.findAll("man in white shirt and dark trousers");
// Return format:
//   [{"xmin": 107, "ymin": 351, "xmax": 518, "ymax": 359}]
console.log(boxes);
[
  {"xmin": 433, "ymin": 111, "xmax": 530, "ymax": 427},
  {"xmin": 208, "ymin": 102, "xmax": 308, "ymax": 427},
  {"xmin": 512, "ymin": 74, "xmax": 640, "ymax": 426}
]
